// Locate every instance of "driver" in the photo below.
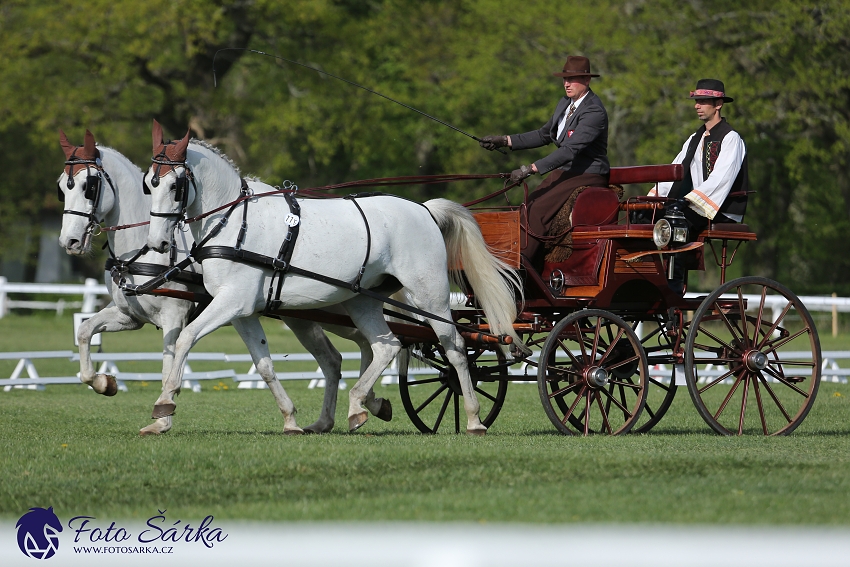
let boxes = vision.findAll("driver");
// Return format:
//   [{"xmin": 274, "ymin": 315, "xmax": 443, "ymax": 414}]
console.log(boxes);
[{"xmin": 479, "ymin": 55, "xmax": 610, "ymax": 268}]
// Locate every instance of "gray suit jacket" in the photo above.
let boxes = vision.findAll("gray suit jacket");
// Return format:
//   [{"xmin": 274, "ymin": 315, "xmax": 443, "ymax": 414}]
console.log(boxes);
[{"xmin": 509, "ymin": 89, "xmax": 609, "ymax": 177}]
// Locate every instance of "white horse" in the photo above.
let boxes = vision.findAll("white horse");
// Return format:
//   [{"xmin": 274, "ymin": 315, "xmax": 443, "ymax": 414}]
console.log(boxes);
[
  {"xmin": 56, "ymin": 129, "xmax": 388, "ymax": 435},
  {"xmin": 143, "ymin": 120, "xmax": 524, "ymax": 434}
]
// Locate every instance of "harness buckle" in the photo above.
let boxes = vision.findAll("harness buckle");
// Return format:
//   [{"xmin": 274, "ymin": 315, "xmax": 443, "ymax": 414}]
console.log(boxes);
[{"xmin": 271, "ymin": 258, "xmax": 287, "ymax": 270}]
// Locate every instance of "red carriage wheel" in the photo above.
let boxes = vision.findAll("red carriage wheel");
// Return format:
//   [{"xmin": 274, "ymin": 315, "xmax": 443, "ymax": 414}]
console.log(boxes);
[
  {"xmin": 684, "ymin": 276, "xmax": 821, "ymax": 435},
  {"xmin": 537, "ymin": 310, "xmax": 648, "ymax": 435}
]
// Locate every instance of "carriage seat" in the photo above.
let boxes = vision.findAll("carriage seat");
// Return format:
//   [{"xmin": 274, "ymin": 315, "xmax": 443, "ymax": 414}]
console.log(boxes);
[
  {"xmin": 570, "ymin": 186, "xmax": 621, "ymax": 227},
  {"xmin": 697, "ymin": 222, "xmax": 756, "ymax": 242}
]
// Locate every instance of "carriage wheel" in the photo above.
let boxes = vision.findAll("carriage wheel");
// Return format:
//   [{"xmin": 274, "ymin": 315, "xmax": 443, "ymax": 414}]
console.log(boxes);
[
  {"xmin": 537, "ymin": 310, "xmax": 648, "ymax": 435},
  {"xmin": 684, "ymin": 276, "xmax": 821, "ymax": 436},
  {"xmin": 627, "ymin": 315, "xmax": 680, "ymax": 434},
  {"xmin": 398, "ymin": 345, "xmax": 509, "ymax": 434}
]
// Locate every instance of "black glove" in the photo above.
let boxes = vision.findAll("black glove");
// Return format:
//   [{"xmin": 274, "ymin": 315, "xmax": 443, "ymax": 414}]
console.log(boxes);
[
  {"xmin": 510, "ymin": 164, "xmax": 534, "ymax": 183},
  {"xmin": 479, "ymin": 135, "xmax": 508, "ymax": 151}
]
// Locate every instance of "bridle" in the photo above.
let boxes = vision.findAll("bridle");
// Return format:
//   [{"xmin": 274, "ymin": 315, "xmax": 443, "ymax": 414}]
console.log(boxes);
[
  {"xmin": 144, "ymin": 144, "xmax": 196, "ymax": 221},
  {"xmin": 58, "ymin": 148, "xmax": 115, "ymax": 248}
]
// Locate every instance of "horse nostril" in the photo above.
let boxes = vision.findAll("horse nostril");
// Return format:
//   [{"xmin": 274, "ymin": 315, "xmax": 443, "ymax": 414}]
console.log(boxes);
[{"xmin": 68, "ymin": 239, "xmax": 80, "ymax": 249}]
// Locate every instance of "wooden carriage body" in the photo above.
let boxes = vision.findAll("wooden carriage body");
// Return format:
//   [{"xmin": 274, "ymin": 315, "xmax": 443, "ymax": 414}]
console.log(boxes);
[{"xmin": 472, "ymin": 164, "xmax": 757, "ymax": 317}]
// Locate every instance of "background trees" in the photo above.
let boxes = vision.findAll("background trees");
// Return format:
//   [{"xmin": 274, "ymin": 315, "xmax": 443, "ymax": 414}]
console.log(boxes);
[{"xmin": 1, "ymin": 0, "xmax": 848, "ymax": 293}]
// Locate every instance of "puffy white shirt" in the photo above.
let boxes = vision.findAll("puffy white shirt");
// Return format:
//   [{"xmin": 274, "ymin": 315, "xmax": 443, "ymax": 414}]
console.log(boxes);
[{"xmin": 650, "ymin": 128, "xmax": 746, "ymax": 222}]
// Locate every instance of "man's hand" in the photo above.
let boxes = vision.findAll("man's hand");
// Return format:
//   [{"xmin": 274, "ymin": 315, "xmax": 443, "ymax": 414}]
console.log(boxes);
[
  {"xmin": 510, "ymin": 164, "xmax": 535, "ymax": 183},
  {"xmin": 479, "ymin": 135, "xmax": 508, "ymax": 151}
]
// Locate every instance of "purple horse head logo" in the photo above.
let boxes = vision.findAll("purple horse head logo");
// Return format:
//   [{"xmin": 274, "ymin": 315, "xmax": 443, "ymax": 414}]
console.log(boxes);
[{"xmin": 16, "ymin": 507, "xmax": 63, "ymax": 559}]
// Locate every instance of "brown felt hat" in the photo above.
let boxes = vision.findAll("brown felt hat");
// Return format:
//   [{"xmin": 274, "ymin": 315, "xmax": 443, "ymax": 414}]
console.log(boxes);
[{"xmin": 552, "ymin": 56, "xmax": 600, "ymax": 78}]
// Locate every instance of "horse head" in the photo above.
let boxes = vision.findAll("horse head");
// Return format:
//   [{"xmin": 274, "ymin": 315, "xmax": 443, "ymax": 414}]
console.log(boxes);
[
  {"xmin": 144, "ymin": 119, "xmax": 193, "ymax": 253},
  {"xmin": 57, "ymin": 129, "xmax": 115, "ymax": 255}
]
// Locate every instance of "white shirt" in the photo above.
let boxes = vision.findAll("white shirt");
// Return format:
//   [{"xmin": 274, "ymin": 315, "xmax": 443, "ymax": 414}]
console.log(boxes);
[
  {"xmin": 556, "ymin": 91, "xmax": 589, "ymax": 140},
  {"xmin": 650, "ymin": 127, "xmax": 746, "ymax": 222}
]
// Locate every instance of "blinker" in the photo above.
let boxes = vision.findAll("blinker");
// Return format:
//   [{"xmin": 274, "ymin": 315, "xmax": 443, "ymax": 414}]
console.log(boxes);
[
  {"xmin": 174, "ymin": 173, "xmax": 188, "ymax": 203},
  {"xmin": 84, "ymin": 174, "xmax": 101, "ymax": 201}
]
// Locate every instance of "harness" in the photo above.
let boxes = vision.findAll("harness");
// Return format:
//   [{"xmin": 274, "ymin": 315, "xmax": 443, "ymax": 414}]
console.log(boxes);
[{"xmin": 125, "ymin": 161, "xmax": 509, "ymax": 342}]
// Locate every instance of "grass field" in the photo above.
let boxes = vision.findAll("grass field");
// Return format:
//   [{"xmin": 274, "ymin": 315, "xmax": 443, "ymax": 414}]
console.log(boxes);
[{"xmin": 1, "ymin": 312, "xmax": 850, "ymax": 525}]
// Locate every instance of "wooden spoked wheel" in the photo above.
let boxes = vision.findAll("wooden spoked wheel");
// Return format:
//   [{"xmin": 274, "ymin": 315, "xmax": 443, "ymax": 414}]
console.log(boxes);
[
  {"xmin": 398, "ymin": 345, "xmax": 509, "ymax": 434},
  {"xmin": 537, "ymin": 310, "xmax": 648, "ymax": 435},
  {"xmin": 684, "ymin": 277, "xmax": 821, "ymax": 436},
  {"xmin": 627, "ymin": 315, "xmax": 680, "ymax": 434}
]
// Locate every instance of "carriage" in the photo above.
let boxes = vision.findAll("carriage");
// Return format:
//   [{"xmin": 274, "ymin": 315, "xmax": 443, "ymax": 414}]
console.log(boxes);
[
  {"xmin": 58, "ymin": 128, "xmax": 820, "ymax": 437},
  {"xmin": 291, "ymin": 164, "xmax": 821, "ymax": 437}
]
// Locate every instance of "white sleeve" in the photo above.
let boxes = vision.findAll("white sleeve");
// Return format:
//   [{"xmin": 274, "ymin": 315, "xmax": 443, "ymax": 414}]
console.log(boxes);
[
  {"xmin": 649, "ymin": 136, "xmax": 693, "ymax": 197},
  {"xmin": 684, "ymin": 132, "xmax": 745, "ymax": 219}
]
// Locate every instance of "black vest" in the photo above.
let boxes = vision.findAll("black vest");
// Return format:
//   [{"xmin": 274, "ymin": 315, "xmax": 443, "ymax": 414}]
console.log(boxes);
[{"xmin": 669, "ymin": 118, "xmax": 748, "ymax": 219}]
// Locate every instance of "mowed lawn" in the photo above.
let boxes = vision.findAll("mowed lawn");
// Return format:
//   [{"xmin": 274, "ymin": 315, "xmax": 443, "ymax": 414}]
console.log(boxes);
[{"xmin": 1, "ymin": 312, "xmax": 849, "ymax": 524}]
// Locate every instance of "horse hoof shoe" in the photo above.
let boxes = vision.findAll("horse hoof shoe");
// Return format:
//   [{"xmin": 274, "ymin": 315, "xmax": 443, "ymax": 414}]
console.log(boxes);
[
  {"xmin": 102, "ymin": 375, "xmax": 119, "ymax": 397},
  {"xmin": 348, "ymin": 412, "xmax": 368, "ymax": 432},
  {"xmin": 283, "ymin": 428, "xmax": 304, "ymax": 436},
  {"xmin": 466, "ymin": 428, "xmax": 487, "ymax": 436},
  {"xmin": 375, "ymin": 399, "xmax": 392, "ymax": 422}
]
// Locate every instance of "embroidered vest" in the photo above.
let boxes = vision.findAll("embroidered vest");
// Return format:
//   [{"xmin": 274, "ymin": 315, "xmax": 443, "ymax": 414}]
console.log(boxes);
[{"xmin": 669, "ymin": 118, "xmax": 748, "ymax": 219}]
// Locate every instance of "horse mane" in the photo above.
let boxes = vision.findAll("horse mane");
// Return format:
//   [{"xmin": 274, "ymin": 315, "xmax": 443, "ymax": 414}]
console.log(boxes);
[
  {"xmin": 96, "ymin": 144, "xmax": 143, "ymax": 175},
  {"xmin": 189, "ymin": 139, "xmax": 241, "ymax": 176}
]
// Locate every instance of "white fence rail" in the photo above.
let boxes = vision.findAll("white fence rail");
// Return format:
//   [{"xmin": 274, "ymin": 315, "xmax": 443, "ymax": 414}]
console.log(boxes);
[
  {"xmin": 0, "ymin": 277, "xmax": 107, "ymax": 317},
  {"xmin": 2, "ymin": 349, "xmax": 848, "ymax": 393}
]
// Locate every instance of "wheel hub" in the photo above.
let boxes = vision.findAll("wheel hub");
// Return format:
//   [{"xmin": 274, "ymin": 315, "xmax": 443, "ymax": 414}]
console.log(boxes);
[
  {"xmin": 585, "ymin": 366, "xmax": 608, "ymax": 389},
  {"xmin": 745, "ymin": 350, "xmax": 768, "ymax": 371}
]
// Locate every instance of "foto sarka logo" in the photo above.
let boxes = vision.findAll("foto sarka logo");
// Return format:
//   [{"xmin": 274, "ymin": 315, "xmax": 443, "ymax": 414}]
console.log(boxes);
[{"xmin": 16, "ymin": 506, "xmax": 63, "ymax": 559}]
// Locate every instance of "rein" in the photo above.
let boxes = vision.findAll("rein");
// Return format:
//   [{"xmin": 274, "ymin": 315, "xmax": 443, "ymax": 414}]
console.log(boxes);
[{"xmin": 100, "ymin": 172, "xmax": 513, "ymax": 233}]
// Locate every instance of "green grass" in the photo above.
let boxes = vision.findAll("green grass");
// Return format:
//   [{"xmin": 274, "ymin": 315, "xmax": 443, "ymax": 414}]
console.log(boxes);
[
  {"xmin": 1, "ymin": 312, "xmax": 849, "ymax": 525},
  {"xmin": 1, "ymin": 379, "xmax": 849, "ymax": 524}
]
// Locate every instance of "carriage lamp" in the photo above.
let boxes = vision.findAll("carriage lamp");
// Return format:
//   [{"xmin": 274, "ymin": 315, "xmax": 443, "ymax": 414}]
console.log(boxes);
[
  {"xmin": 653, "ymin": 219, "xmax": 672, "ymax": 249},
  {"xmin": 664, "ymin": 201, "xmax": 690, "ymax": 246}
]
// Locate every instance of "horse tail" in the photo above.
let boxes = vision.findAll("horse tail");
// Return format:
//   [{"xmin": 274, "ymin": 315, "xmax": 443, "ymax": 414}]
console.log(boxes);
[{"xmin": 423, "ymin": 198, "xmax": 528, "ymax": 353}]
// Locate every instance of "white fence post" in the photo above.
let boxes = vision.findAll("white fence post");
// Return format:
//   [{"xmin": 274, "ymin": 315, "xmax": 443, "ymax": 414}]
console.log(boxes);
[
  {"xmin": 82, "ymin": 278, "xmax": 100, "ymax": 313},
  {"xmin": 0, "ymin": 276, "xmax": 7, "ymax": 319}
]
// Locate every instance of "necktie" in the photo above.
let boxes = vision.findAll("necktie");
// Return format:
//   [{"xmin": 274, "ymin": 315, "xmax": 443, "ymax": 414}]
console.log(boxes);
[{"xmin": 557, "ymin": 104, "xmax": 576, "ymax": 139}]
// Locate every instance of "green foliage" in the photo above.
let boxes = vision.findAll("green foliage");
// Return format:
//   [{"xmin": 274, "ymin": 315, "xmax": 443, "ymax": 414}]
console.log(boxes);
[{"xmin": 2, "ymin": 1, "xmax": 850, "ymax": 292}]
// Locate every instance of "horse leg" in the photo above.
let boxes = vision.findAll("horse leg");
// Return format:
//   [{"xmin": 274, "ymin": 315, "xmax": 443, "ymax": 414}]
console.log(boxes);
[
  {"xmin": 231, "ymin": 316, "xmax": 303, "ymax": 435},
  {"xmin": 435, "ymin": 322, "xmax": 485, "ymax": 435},
  {"xmin": 397, "ymin": 280, "xmax": 484, "ymax": 434},
  {"xmin": 140, "ymin": 304, "xmax": 190, "ymax": 436},
  {"xmin": 284, "ymin": 317, "xmax": 342, "ymax": 434},
  {"xmin": 152, "ymin": 297, "xmax": 244, "ymax": 419},
  {"xmin": 343, "ymin": 297, "xmax": 402, "ymax": 432},
  {"xmin": 77, "ymin": 305, "xmax": 142, "ymax": 396},
  {"xmin": 351, "ymin": 330, "xmax": 392, "ymax": 422}
]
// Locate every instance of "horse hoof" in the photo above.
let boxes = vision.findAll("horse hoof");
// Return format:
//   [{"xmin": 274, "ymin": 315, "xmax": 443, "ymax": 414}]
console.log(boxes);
[
  {"xmin": 303, "ymin": 422, "xmax": 333, "ymax": 434},
  {"xmin": 284, "ymin": 427, "xmax": 304, "ymax": 436},
  {"xmin": 139, "ymin": 428, "xmax": 161, "ymax": 437},
  {"xmin": 348, "ymin": 412, "xmax": 368, "ymax": 432},
  {"xmin": 466, "ymin": 428, "xmax": 487, "ymax": 436},
  {"xmin": 101, "ymin": 375, "xmax": 119, "ymax": 397},
  {"xmin": 151, "ymin": 403, "xmax": 176, "ymax": 419},
  {"xmin": 374, "ymin": 398, "xmax": 392, "ymax": 422}
]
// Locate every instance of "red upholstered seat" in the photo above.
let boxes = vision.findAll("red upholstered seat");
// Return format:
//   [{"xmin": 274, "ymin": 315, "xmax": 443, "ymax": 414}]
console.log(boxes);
[{"xmin": 571, "ymin": 186, "xmax": 620, "ymax": 226}]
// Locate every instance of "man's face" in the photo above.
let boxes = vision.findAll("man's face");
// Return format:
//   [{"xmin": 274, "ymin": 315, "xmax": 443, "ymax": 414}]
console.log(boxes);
[
  {"xmin": 695, "ymin": 98, "xmax": 722, "ymax": 122},
  {"xmin": 563, "ymin": 76, "xmax": 590, "ymax": 100}
]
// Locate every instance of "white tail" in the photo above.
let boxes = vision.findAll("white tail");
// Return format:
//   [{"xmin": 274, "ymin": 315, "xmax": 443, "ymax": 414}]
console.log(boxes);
[{"xmin": 423, "ymin": 199, "xmax": 528, "ymax": 353}]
